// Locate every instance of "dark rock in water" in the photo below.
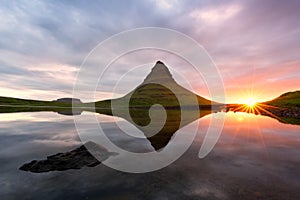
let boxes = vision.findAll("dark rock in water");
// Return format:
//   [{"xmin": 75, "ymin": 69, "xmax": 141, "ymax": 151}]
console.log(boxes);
[
  {"xmin": 54, "ymin": 98, "xmax": 82, "ymax": 104},
  {"xmin": 19, "ymin": 141, "xmax": 117, "ymax": 173}
]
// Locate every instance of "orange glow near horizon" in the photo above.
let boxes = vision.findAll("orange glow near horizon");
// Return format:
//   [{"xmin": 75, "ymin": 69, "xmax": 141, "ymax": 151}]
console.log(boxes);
[
  {"xmin": 235, "ymin": 87, "xmax": 262, "ymax": 106},
  {"xmin": 242, "ymin": 97, "xmax": 257, "ymax": 107},
  {"xmin": 229, "ymin": 99, "xmax": 288, "ymax": 124}
]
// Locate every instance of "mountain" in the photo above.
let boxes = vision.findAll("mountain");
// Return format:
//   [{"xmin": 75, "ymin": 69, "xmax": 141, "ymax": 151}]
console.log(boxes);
[
  {"xmin": 96, "ymin": 61, "xmax": 218, "ymax": 109},
  {"xmin": 265, "ymin": 91, "xmax": 300, "ymax": 107},
  {"xmin": 143, "ymin": 60, "xmax": 175, "ymax": 84},
  {"xmin": 93, "ymin": 61, "xmax": 224, "ymax": 150}
]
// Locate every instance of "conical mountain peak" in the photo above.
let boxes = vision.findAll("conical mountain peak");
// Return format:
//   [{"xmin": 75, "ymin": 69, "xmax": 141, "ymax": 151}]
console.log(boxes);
[{"xmin": 143, "ymin": 61, "xmax": 175, "ymax": 84}]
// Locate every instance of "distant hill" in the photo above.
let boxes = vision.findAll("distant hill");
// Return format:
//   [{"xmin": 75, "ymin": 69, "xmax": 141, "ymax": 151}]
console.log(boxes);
[
  {"xmin": 54, "ymin": 98, "xmax": 82, "ymax": 104},
  {"xmin": 0, "ymin": 96, "xmax": 57, "ymax": 106},
  {"xmin": 96, "ymin": 61, "xmax": 220, "ymax": 109},
  {"xmin": 0, "ymin": 96, "xmax": 84, "ymax": 115},
  {"xmin": 266, "ymin": 91, "xmax": 300, "ymax": 107},
  {"xmin": 0, "ymin": 96, "xmax": 78, "ymax": 107}
]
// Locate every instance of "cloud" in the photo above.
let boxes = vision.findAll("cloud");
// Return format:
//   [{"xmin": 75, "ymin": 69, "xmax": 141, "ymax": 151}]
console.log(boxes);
[
  {"xmin": 190, "ymin": 4, "xmax": 242, "ymax": 25},
  {"xmin": 0, "ymin": 0, "xmax": 299, "ymax": 102}
]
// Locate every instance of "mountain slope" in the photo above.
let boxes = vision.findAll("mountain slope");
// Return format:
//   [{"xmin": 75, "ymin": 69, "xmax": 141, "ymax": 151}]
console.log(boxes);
[
  {"xmin": 96, "ymin": 61, "xmax": 218, "ymax": 108},
  {"xmin": 266, "ymin": 91, "xmax": 300, "ymax": 107}
]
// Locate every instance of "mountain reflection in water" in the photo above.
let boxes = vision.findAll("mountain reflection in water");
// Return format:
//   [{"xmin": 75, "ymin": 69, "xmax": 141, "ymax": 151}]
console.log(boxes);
[
  {"xmin": 19, "ymin": 106, "xmax": 216, "ymax": 172},
  {"xmin": 0, "ymin": 109, "xmax": 299, "ymax": 199}
]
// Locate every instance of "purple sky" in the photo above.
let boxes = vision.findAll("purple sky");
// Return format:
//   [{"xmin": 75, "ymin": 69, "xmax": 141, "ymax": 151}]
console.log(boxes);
[{"xmin": 0, "ymin": 0, "xmax": 299, "ymax": 103}]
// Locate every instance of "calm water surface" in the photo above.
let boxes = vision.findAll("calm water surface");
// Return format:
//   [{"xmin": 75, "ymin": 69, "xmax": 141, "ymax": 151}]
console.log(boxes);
[{"xmin": 0, "ymin": 111, "xmax": 299, "ymax": 200}]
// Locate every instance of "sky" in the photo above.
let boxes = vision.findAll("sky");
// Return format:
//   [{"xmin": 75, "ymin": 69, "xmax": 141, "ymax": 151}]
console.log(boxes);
[{"xmin": 0, "ymin": 0, "xmax": 299, "ymax": 103}]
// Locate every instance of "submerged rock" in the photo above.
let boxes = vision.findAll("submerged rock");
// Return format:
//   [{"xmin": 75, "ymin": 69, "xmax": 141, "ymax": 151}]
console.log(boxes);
[{"xmin": 19, "ymin": 141, "xmax": 117, "ymax": 173}]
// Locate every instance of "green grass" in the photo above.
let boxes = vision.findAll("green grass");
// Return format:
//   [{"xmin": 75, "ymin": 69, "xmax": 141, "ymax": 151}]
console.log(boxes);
[
  {"xmin": 281, "ymin": 117, "xmax": 300, "ymax": 125},
  {"xmin": 0, "ymin": 96, "xmax": 89, "ymax": 115},
  {"xmin": 95, "ymin": 83, "xmax": 216, "ymax": 109},
  {"xmin": 0, "ymin": 96, "xmax": 73, "ymax": 107},
  {"xmin": 266, "ymin": 91, "xmax": 300, "ymax": 107},
  {"xmin": 0, "ymin": 106, "xmax": 83, "ymax": 114}
]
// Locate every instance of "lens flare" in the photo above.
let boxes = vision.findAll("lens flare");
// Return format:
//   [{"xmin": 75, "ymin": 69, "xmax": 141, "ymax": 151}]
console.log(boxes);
[{"xmin": 245, "ymin": 98, "xmax": 257, "ymax": 107}]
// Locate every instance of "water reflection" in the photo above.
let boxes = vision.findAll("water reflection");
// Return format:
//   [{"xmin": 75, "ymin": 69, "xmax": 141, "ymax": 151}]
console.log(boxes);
[
  {"xmin": 103, "ymin": 108, "xmax": 216, "ymax": 150},
  {"xmin": 17, "ymin": 106, "xmax": 218, "ymax": 172},
  {"xmin": 2, "ymin": 102, "xmax": 299, "ymax": 174},
  {"xmin": 226, "ymin": 104, "xmax": 300, "ymax": 125},
  {"xmin": 0, "ymin": 110, "xmax": 299, "ymax": 199},
  {"xmin": 1, "ymin": 102, "xmax": 298, "ymax": 125}
]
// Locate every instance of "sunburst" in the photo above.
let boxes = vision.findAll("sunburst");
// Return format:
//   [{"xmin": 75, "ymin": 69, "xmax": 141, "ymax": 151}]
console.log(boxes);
[{"xmin": 244, "ymin": 98, "xmax": 257, "ymax": 107}]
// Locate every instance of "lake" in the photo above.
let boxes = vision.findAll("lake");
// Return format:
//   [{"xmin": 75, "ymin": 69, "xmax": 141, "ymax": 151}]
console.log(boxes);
[{"xmin": 0, "ymin": 110, "xmax": 299, "ymax": 200}]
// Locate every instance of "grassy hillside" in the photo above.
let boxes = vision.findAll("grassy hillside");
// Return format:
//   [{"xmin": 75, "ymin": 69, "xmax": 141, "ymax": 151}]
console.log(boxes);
[
  {"xmin": 0, "ymin": 96, "xmax": 87, "ymax": 115},
  {"xmin": 266, "ymin": 91, "xmax": 300, "ymax": 107},
  {"xmin": 95, "ymin": 83, "xmax": 218, "ymax": 109},
  {"xmin": 0, "ymin": 96, "xmax": 74, "ymax": 107},
  {"xmin": 0, "ymin": 97, "xmax": 81, "ymax": 110},
  {"xmin": 93, "ymin": 61, "xmax": 220, "ymax": 109}
]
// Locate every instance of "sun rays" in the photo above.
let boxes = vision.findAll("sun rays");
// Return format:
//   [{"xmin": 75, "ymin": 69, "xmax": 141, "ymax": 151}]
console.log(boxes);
[
  {"xmin": 244, "ymin": 98, "xmax": 257, "ymax": 107},
  {"xmin": 227, "ymin": 101, "xmax": 286, "ymax": 124}
]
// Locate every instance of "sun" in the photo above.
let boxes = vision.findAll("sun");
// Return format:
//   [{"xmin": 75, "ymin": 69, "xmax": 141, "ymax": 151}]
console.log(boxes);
[
  {"xmin": 245, "ymin": 98, "xmax": 257, "ymax": 107},
  {"xmin": 230, "ymin": 96, "xmax": 261, "ymax": 115}
]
